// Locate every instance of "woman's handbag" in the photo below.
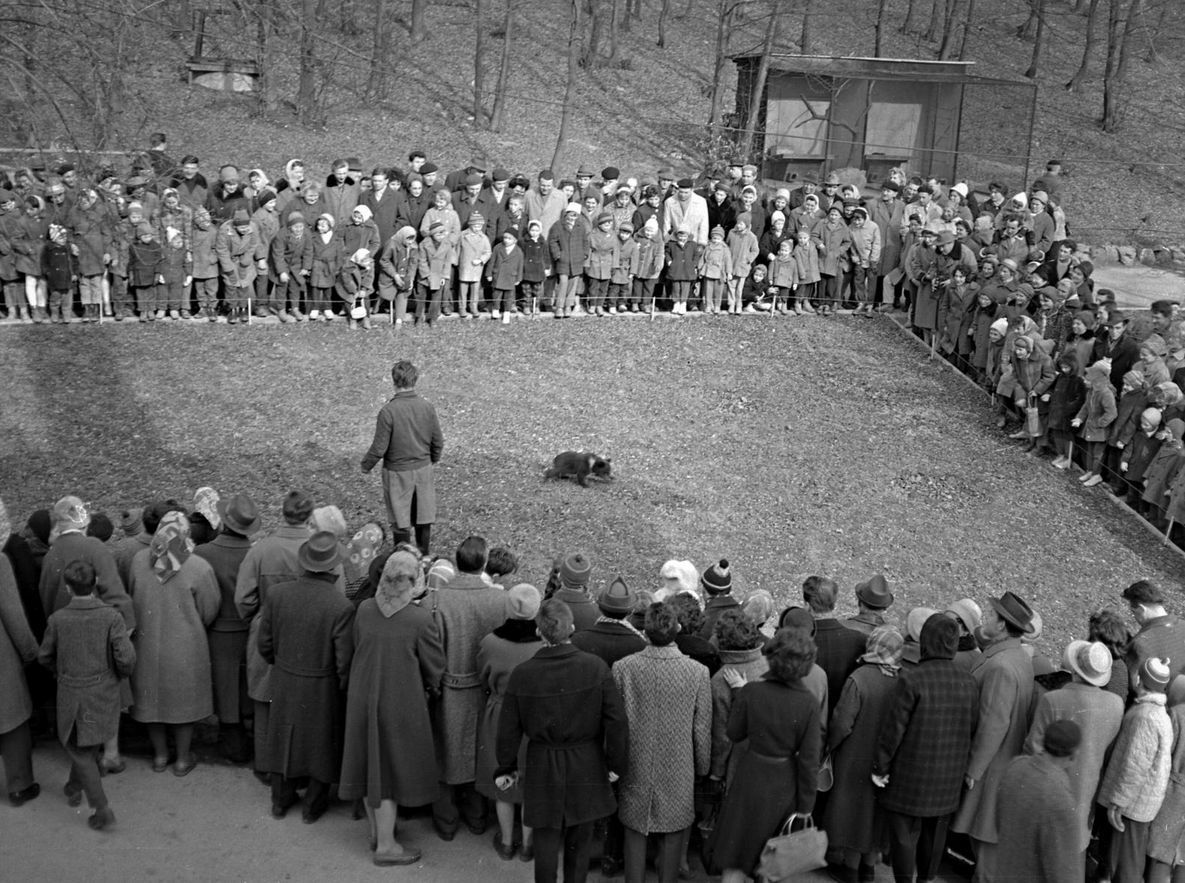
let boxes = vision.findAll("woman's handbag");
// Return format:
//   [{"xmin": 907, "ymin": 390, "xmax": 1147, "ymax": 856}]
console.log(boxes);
[
  {"xmin": 816, "ymin": 755, "xmax": 834, "ymax": 792},
  {"xmin": 1025, "ymin": 402, "xmax": 1041, "ymax": 437},
  {"xmin": 755, "ymin": 813, "xmax": 829, "ymax": 882}
]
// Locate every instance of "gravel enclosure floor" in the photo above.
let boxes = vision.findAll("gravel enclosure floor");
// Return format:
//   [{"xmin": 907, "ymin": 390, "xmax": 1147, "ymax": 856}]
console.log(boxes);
[{"xmin": 1, "ymin": 315, "xmax": 1179, "ymax": 655}]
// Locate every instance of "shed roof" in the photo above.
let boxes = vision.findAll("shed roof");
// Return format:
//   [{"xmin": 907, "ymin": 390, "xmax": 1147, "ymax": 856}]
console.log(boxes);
[{"xmin": 729, "ymin": 54, "xmax": 1035, "ymax": 89}]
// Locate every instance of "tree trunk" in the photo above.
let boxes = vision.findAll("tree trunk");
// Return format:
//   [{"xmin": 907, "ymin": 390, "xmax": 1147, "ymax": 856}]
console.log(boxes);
[
  {"xmin": 800, "ymin": 0, "xmax": 815, "ymax": 53},
  {"xmin": 552, "ymin": 0, "xmax": 582, "ymax": 170},
  {"xmin": 584, "ymin": 0, "xmax": 602, "ymax": 66},
  {"xmin": 1065, "ymin": 0, "xmax": 1102, "ymax": 90},
  {"xmin": 1024, "ymin": 0, "xmax": 1045, "ymax": 76},
  {"xmin": 631, "ymin": 0, "xmax": 642, "ymax": 21},
  {"xmin": 957, "ymin": 0, "xmax": 976, "ymax": 58},
  {"xmin": 367, "ymin": 0, "xmax": 388, "ymax": 98},
  {"xmin": 257, "ymin": 0, "xmax": 272, "ymax": 111},
  {"xmin": 1143, "ymin": 0, "xmax": 1168, "ymax": 61},
  {"xmin": 740, "ymin": 0, "xmax": 782, "ymax": 159},
  {"xmin": 607, "ymin": 0, "xmax": 619, "ymax": 60},
  {"xmin": 707, "ymin": 0, "xmax": 731, "ymax": 129},
  {"xmin": 938, "ymin": 0, "xmax": 960, "ymax": 58},
  {"xmin": 657, "ymin": 0, "xmax": 671, "ymax": 46},
  {"xmin": 410, "ymin": 0, "xmax": 427, "ymax": 39},
  {"xmin": 1101, "ymin": 0, "xmax": 1138, "ymax": 132},
  {"xmin": 621, "ymin": 0, "xmax": 631, "ymax": 32},
  {"xmin": 297, "ymin": 0, "xmax": 319, "ymax": 124},
  {"xmin": 874, "ymin": 0, "xmax": 890, "ymax": 55},
  {"xmin": 473, "ymin": 0, "xmax": 486, "ymax": 124},
  {"xmin": 490, "ymin": 0, "xmax": 513, "ymax": 130},
  {"xmin": 925, "ymin": 0, "xmax": 945, "ymax": 42},
  {"xmin": 901, "ymin": 0, "xmax": 920, "ymax": 33}
]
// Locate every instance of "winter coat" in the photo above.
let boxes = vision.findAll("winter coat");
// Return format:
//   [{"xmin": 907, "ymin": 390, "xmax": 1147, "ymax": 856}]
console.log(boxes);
[
  {"xmin": 1147, "ymin": 703, "xmax": 1185, "ymax": 865},
  {"xmin": 759, "ymin": 227, "xmax": 791, "ymax": 264},
  {"xmin": 496, "ymin": 644, "xmax": 627, "ymax": 829},
  {"xmin": 474, "ymin": 619, "xmax": 542, "ymax": 803},
  {"xmin": 0, "ymin": 555, "xmax": 36, "ymax": 733},
  {"xmin": 868, "ymin": 198, "xmax": 905, "ymax": 275},
  {"xmin": 127, "ymin": 239, "xmax": 162, "ymax": 288},
  {"xmin": 190, "ymin": 224, "xmax": 219, "ymax": 278},
  {"xmin": 158, "ymin": 236, "xmax": 190, "ymax": 284},
  {"xmin": 586, "ymin": 228, "xmax": 618, "ymax": 280},
  {"xmin": 323, "ymin": 176, "xmax": 361, "ymax": 226},
  {"xmin": 818, "ymin": 222, "xmax": 852, "ymax": 276},
  {"xmin": 269, "ymin": 229, "xmax": 313, "ymax": 283},
  {"xmin": 698, "ymin": 239, "xmax": 733, "ymax": 281},
  {"xmin": 433, "ymin": 574, "xmax": 508, "ymax": 785},
  {"xmin": 342, "ymin": 218, "xmax": 381, "ymax": 261},
  {"xmin": 793, "ymin": 240, "xmax": 822, "ymax": 284},
  {"xmin": 709, "ymin": 647, "xmax": 768, "ymax": 780},
  {"xmin": 613, "ymin": 238, "xmax": 638, "ymax": 285},
  {"xmin": 39, "ymin": 531, "xmax": 134, "ymax": 631},
  {"xmin": 128, "ymin": 550, "xmax": 219, "ymax": 724},
  {"xmin": 849, "ymin": 222, "xmax": 882, "ymax": 270},
  {"xmin": 519, "ymin": 235, "xmax": 548, "ymax": 284},
  {"xmin": 453, "ymin": 228, "xmax": 491, "ymax": 283},
  {"xmin": 1110, "ymin": 389, "xmax": 1148, "ymax": 448},
  {"xmin": 13, "ymin": 214, "xmax": 48, "ymax": 277},
  {"xmin": 1076, "ymin": 367, "xmax": 1119, "ymax": 442},
  {"xmin": 419, "ymin": 204, "xmax": 462, "ymax": 248},
  {"xmin": 42, "ymin": 241, "xmax": 75, "ymax": 291},
  {"xmin": 1098, "ymin": 693, "xmax": 1173, "ymax": 822},
  {"xmin": 632, "ymin": 235, "xmax": 664, "ymax": 279},
  {"xmin": 993, "ymin": 754, "xmax": 1084, "ymax": 883},
  {"xmin": 548, "ymin": 220, "xmax": 590, "ymax": 276},
  {"xmin": 418, "ymin": 237, "xmax": 456, "ymax": 289},
  {"xmin": 310, "ymin": 231, "xmax": 345, "ymax": 289},
  {"xmin": 377, "ymin": 235, "xmax": 417, "ymax": 292},
  {"xmin": 873, "ymin": 656, "xmax": 979, "ymax": 816},
  {"xmin": 571, "ymin": 620, "xmax": 645, "ymax": 667},
  {"xmin": 215, "ymin": 220, "xmax": 265, "ymax": 288},
  {"xmin": 67, "ymin": 201, "xmax": 111, "ymax": 276},
  {"xmin": 662, "ymin": 193, "xmax": 709, "ymax": 243},
  {"xmin": 727, "ymin": 229, "xmax": 760, "ymax": 278},
  {"xmin": 259, "ymin": 573, "xmax": 355, "ymax": 781},
  {"xmin": 487, "ymin": 242, "xmax": 524, "ymax": 289},
  {"xmin": 0, "ymin": 211, "xmax": 21, "ymax": 280},
  {"xmin": 38, "ymin": 595, "xmax": 135, "ymax": 747},
  {"xmin": 338, "ymin": 599, "xmax": 444, "ymax": 807},
  {"xmin": 613, "ymin": 644, "xmax": 712, "ymax": 834},
  {"xmin": 706, "ymin": 196, "xmax": 736, "ymax": 233},
  {"xmin": 495, "ymin": 210, "xmax": 528, "ymax": 244},
  {"xmin": 1024, "ymin": 681, "xmax": 1125, "ymax": 852},
  {"xmin": 1010, "ymin": 345, "xmax": 1057, "ymax": 400},
  {"xmin": 359, "ymin": 186, "xmax": 408, "ymax": 246},
  {"xmin": 664, "ymin": 239, "xmax": 701, "ymax": 282},
  {"xmin": 768, "ymin": 253, "xmax": 798, "ymax": 289},
  {"xmin": 1142, "ymin": 433, "xmax": 1185, "ymax": 509},
  {"xmin": 1047, "ymin": 372, "xmax": 1087, "ymax": 432},
  {"xmin": 952, "ymin": 637, "xmax": 1035, "ymax": 843}
]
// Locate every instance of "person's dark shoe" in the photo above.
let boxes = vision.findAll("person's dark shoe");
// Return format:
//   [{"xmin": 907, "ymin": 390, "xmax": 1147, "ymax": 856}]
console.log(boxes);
[
  {"xmin": 433, "ymin": 820, "xmax": 457, "ymax": 842},
  {"xmin": 493, "ymin": 831, "xmax": 516, "ymax": 860},
  {"xmin": 271, "ymin": 795, "xmax": 298, "ymax": 819},
  {"xmin": 64, "ymin": 782, "xmax": 83, "ymax": 807},
  {"xmin": 88, "ymin": 806, "xmax": 116, "ymax": 831},
  {"xmin": 601, "ymin": 857, "xmax": 624, "ymax": 877},
  {"xmin": 302, "ymin": 800, "xmax": 329, "ymax": 824},
  {"xmin": 519, "ymin": 842, "xmax": 534, "ymax": 862},
  {"xmin": 466, "ymin": 817, "xmax": 487, "ymax": 836},
  {"xmin": 99, "ymin": 757, "xmax": 126, "ymax": 775},
  {"xmin": 858, "ymin": 863, "xmax": 877, "ymax": 883},
  {"xmin": 172, "ymin": 758, "xmax": 198, "ymax": 777},
  {"xmin": 9, "ymin": 783, "xmax": 40, "ymax": 807},
  {"xmin": 827, "ymin": 862, "xmax": 858, "ymax": 883}
]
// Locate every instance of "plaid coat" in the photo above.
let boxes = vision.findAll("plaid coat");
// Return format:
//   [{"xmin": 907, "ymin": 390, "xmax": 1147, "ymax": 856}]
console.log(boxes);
[{"xmin": 872, "ymin": 657, "xmax": 979, "ymax": 817}]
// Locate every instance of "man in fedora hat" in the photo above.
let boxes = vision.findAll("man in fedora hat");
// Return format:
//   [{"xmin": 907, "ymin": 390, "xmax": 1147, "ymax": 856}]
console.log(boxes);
[
  {"xmin": 361, "ymin": 359, "xmax": 444, "ymax": 556},
  {"xmin": 194, "ymin": 493, "xmax": 261, "ymax": 763},
  {"xmin": 951, "ymin": 591, "xmax": 1036, "ymax": 883},
  {"xmin": 258, "ymin": 531, "xmax": 355, "ymax": 823},
  {"xmin": 234, "ymin": 490, "xmax": 324, "ymax": 777},
  {"xmin": 1023, "ymin": 641, "xmax": 1123, "ymax": 857},
  {"xmin": 845, "ymin": 574, "xmax": 895, "ymax": 636}
]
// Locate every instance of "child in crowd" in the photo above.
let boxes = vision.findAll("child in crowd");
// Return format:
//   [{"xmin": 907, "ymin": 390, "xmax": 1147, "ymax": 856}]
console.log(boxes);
[
  {"xmin": 519, "ymin": 220, "xmax": 548, "ymax": 314},
  {"xmin": 768, "ymin": 238, "xmax": 799, "ymax": 314},
  {"xmin": 1074, "ymin": 360, "xmax": 1119, "ymax": 487},
  {"xmin": 309, "ymin": 213, "xmax": 344, "ymax": 321},
  {"xmin": 792, "ymin": 227, "xmax": 822, "ymax": 314},
  {"xmin": 456, "ymin": 212, "xmax": 491, "ymax": 318},
  {"xmin": 270, "ymin": 213, "xmax": 313, "ymax": 322},
  {"xmin": 338, "ymin": 248, "xmax": 374, "ymax": 331},
  {"xmin": 585, "ymin": 212, "xmax": 617, "ymax": 317},
  {"xmin": 17, "ymin": 196, "xmax": 49, "ymax": 322},
  {"xmin": 190, "ymin": 209, "xmax": 220, "ymax": 321},
  {"xmin": 158, "ymin": 226, "xmax": 191, "ymax": 320},
  {"xmin": 488, "ymin": 230, "xmax": 524, "ymax": 324},
  {"xmin": 726, "ymin": 215, "xmax": 759, "ymax": 315},
  {"xmin": 1116, "ymin": 408, "xmax": 1163, "ymax": 504},
  {"xmin": 610, "ymin": 222, "xmax": 636, "ymax": 313},
  {"xmin": 43, "ymin": 224, "xmax": 76, "ymax": 324},
  {"xmin": 631, "ymin": 218, "xmax": 663, "ymax": 313},
  {"xmin": 1145, "ymin": 420, "xmax": 1185, "ymax": 526},
  {"xmin": 698, "ymin": 225, "xmax": 732, "ymax": 315},
  {"xmin": 377, "ymin": 225, "xmax": 418, "ymax": 326},
  {"xmin": 127, "ymin": 223, "xmax": 161, "ymax": 322},
  {"xmin": 417, "ymin": 220, "xmax": 455, "ymax": 326},
  {"xmin": 664, "ymin": 225, "xmax": 700, "ymax": 316},
  {"xmin": 1046, "ymin": 352, "xmax": 1086, "ymax": 469},
  {"xmin": 38, "ymin": 560, "xmax": 137, "ymax": 832}
]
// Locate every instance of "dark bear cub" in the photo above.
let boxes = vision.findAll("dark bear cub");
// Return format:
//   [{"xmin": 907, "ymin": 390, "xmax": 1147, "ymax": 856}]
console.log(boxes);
[{"xmin": 544, "ymin": 451, "xmax": 613, "ymax": 487}]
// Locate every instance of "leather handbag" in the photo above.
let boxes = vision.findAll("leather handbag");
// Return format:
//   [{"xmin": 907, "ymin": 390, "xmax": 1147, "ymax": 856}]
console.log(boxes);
[{"xmin": 755, "ymin": 813, "xmax": 828, "ymax": 882}]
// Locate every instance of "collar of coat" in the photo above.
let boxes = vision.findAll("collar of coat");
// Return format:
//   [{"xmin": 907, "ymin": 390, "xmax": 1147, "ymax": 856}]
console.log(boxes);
[{"xmin": 66, "ymin": 595, "xmax": 108, "ymax": 610}]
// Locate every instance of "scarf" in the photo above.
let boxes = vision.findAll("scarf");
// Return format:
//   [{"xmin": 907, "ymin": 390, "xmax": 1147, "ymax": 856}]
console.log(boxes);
[
  {"xmin": 150, "ymin": 511, "xmax": 193, "ymax": 583},
  {"xmin": 594, "ymin": 614, "xmax": 646, "ymax": 639},
  {"xmin": 860, "ymin": 625, "xmax": 905, "ymax": 678}
]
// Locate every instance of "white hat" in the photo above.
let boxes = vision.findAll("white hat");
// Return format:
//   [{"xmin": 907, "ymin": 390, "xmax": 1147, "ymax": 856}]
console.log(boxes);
[
  {"xmin": 1062, "ymin": 640, "xmax": 1112, "ymax": 688},
  {"xmin": 563, "ymin": 202, "xmax": 581, "ymax": 215}
]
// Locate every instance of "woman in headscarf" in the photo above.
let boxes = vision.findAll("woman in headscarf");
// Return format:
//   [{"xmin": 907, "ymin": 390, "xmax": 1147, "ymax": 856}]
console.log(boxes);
[
  {"xmin": 339, "ymin": 549, "xmax": 444, "ymax": 866},
  {"xmin": 128, "ymin": 511, "xmax": 219, "ymax": 775},
  {"xmin": 709, "ymin": 628, "xmax": 821, "ymax": 883},
  {"xmin": 822, "ymin": 626, "xmax": 906, "ymax": 883},
  {"xmin": 475, "ymin": 583, "xmax": 543, "ymax": 861},
  {"xmin": 0, "ymin": 497, "xmax": 39, "ymax": 806}
]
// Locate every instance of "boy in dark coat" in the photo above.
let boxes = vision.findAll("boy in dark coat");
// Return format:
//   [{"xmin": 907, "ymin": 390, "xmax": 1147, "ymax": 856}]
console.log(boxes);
[
  {"xmin": 519, "ymin": 219, "xmax": 548, "ymax": 313},
  {"xmin": 42, "ymin": 224, "xmax": 76, "ymax": 324},
  {"xmin": 127, "ymin": 223, "xmax": 162, "ymax": 322},
  {"xmin": 487, "ymin": 229, "xmax": 524, "ymax": 323},
  {"xmin": 1046, "ymin": 352, "xmax": 1087, "ymax": 468},
  {"xmin": 38, "ymin": 561, "xmax": 136, "ymax": 831},
  {"xmin": 496, "ymin": 599, "xmax": 628, "ymax": 883}
]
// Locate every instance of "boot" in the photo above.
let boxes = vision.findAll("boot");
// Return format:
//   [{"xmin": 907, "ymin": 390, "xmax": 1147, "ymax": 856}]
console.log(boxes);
[{"xmin": 346, "ymin": 317, "xmax": 357, "ymax": 331}]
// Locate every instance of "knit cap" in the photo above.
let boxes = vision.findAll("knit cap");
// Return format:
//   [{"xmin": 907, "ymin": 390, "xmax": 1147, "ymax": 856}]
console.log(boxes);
[
  {"xmin": 1043, "ymin": 719, "xmax": 1082, "ymax": 757},
  {"xmin": 1140, "ymin": 657, "xmax": 1172, "ymax": 693},
  {"xmin": 119, "ymin": 507, "xmax": 144, "ymax": 537},
  {"xmin": 710, "ymin": 225, "xmax": 725, "ymax": 240},
  {"xmin": 701, "ymin": 558, "xmax": 732, "ymax": 595},
  {"xmin": 560, "ymin": 553, "xmax": 592, "ymax": 589}
]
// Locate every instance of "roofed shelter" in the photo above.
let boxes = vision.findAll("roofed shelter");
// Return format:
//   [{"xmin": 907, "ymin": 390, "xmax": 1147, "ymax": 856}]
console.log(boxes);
[{"xmin": 730, "ymin": 54, "xmax": 1038, "ymax": 189}]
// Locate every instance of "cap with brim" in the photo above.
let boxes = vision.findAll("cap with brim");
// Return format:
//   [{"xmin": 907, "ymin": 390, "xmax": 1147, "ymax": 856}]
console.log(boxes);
[
  {"xmin": 855, "ymin": 574, "xmax": 893, "ymax": 609},
  {"xmin": 906, "ymin": 607, "xmax": 939, "ymax": 642},
  {"xmin": 988, "ymin": 591, "xmax": 1035, "ymax": 633},
  {"xmin": 945, "ymin": 598, "xmax": 982, "ymax": 633},
  {"xmin": 299, "ymin": 530, "xmax": 343, "ymax": 573},
  {"xmin": 1062, "ymin": 640, "xmax": 1113, "ymax": 687},
  {"xmin": 598, "ymin": 576, "xmax": 636, "ymax": 614},
  {"xmin": 676, "ymin": 178, "xmax": 694, "ymax": 189},
  {"xmin": 216, "ymin": 493, "xmax": 261, "ymax": 535}
]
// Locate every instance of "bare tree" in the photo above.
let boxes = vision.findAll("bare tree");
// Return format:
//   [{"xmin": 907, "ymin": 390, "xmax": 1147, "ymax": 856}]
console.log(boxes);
[
  {"xmin": 297, "ymin": 0, "xmax": 321, "ymax": 123},
  {"xmin": 658, "ymin": 0, "xmax": 671, "ymax": 46},
  {"xmin": 925, "ymin": 0, "xmax": 945, "ymax": 42},
  {"xmin": 1065, "ymin": 0, "xmax": 1103, "ymax": 90},
  {"xmin": 938, "ymin": 0, "xmax": 961, "ymax": 58},
  {"xmin": 1017, "ymin": 0, "xmax": 1038, "ymax": 39},
  {"xmin": 1101, "ymin": 0, "xmax": 1141, "ymax": 132},
  {"xmin": 740, "ymin": 0, "xmax": 783, "ymax": 158},
  {"xmin": 410, "ymin": 0, "xmax": 428, "ymax": 39},
  {"xmin": 957, "ymin": 0, "xmax": 977, "ymax": 58},
  {"xmin": 367, "ymin": 0, "xmax": 390, "ymax": 98},
  {"xmin": 900, "ymin": 0, "xmax": 921, "ymax": 34},
  {"xmin": 800, "ymin": 0, "xmax": 816, "ymax": 52},
  {"xmin": 874, "ymin": 0, "xmax": 891, "ymax": 54},
  {"xmin": 552, "ymin": 0, "xmax": 583, "ymax": 170},
  {"xmin": 490, "ymin": 0, "xmax": 514, "ymax": 130},
  {"xmin": 607, "ymin": 0, "xmax": 620, "ymax": 61},
  {"xmin": 708, "ymin": 0, "xmax": 750, "ymax": 130},
  {"xmin": 473, "ymin": 0, "xmax": 487, "ymax": 124},
  {"xmin": 1024, "ymin": 0, "xmax": 1046, "ymax": 76}
]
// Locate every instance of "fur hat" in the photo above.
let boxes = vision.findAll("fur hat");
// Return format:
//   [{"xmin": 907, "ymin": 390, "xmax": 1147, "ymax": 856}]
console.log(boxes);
[
  {"xmin": 701, "ymin": 559, "xmax": 732, "ymax": 595},
  {"xmin": 658, "ymin": 559, "xmax": 699, "ymax": 600}
]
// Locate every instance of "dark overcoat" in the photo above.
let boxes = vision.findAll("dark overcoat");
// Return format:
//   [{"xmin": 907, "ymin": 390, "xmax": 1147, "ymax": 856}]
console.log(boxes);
[
  {"xmin": 496, "ymin": 643, "xmax": 628, "ymax": 829},
  {"xmin": 0, "ymin": 555, "xmax": 37, "ymax": 733},
  {"xmin": 571, "ymin": 620, "xmax": 645, "ymax": 667},
  {"xmin": 993, "ymin": 755, "xmax": 1083, "ymax": 883}
]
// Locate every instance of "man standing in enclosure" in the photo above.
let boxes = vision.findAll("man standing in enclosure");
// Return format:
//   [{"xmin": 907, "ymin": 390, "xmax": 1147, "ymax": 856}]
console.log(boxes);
[{"xmin": 361, "ymin": 360, "xmax": 444, "ymax": 555}]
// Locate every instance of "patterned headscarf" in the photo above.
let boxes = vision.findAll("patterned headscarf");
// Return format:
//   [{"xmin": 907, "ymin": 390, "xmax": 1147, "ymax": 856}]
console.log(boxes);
[
  {"xmin": 193, "ymin": 487, "xmax": 221, "ymax": 531},
  {"xmin": 150, "ymin": 511, "xmax": 193, "ymax": 582},
  {"xmin": 861, "ymin": 625, "xmax": 905, "ymax": 677}
]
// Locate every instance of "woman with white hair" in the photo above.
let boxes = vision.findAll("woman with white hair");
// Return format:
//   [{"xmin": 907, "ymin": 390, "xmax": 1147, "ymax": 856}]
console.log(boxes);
[{"xmin": 339, "ymin": 549, "xmax": 445, "ymax": 866}]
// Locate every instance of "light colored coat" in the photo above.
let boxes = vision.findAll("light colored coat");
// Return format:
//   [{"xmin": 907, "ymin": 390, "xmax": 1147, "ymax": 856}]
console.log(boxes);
[{"xmin": 1097, "ymin": 692, "xmax": 1174, "ymax": 823}]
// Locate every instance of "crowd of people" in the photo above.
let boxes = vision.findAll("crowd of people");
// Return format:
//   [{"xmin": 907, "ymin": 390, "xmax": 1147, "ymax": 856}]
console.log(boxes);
[
  {"xmin": 2, "ymin": 484, "xmax": 1184, "ymax": 883},
  {"xmin": 0, "ymin": 137, "xmax": 1083, "ymax": 330}
]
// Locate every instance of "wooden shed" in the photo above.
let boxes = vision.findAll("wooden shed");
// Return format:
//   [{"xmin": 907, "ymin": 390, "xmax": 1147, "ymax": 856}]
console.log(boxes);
[{"xmin": 731, "ymin": 54, "xmax": 1037, "ymax": 188}]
